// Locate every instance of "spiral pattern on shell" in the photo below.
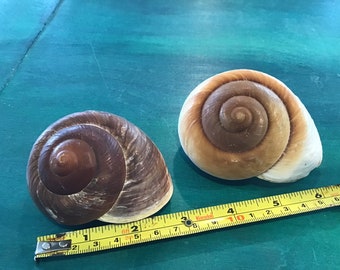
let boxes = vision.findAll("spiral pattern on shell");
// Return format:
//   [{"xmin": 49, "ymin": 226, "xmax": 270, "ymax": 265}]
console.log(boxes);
[
  {"xmin": 178, "ymin": 69, "xmax": 322, "ymax": 182},
  {"xmin": 27, "ymin": 111, "xmax": 173, "ymax": 225}
]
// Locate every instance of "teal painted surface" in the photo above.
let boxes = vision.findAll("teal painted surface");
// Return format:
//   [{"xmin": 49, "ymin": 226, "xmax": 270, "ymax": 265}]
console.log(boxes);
[
  {"xmin": 1, "ymin": 0, "xmax": 340, "ymax": 269},
  {"xmin": 0, "ymin": 0, "xmax": 61, "ymax": 91}
]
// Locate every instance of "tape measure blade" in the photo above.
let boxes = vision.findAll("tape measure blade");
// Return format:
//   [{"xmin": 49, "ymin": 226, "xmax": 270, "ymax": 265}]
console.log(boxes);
[{"xmin": 34, "ymin": 184, "xmax": 340, "ymax": 260}]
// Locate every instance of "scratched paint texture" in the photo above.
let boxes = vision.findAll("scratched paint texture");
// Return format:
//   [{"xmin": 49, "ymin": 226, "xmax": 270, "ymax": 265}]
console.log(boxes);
[{"xmin": 1, "ymin": 1, "xmax": 340, "ymax": 269}]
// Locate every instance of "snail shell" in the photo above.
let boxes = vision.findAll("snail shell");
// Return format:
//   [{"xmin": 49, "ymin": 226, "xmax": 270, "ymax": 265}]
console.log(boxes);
[
  {"xmin": 178, "ymin": 69, "xmax": 322, "ymax": 183},
  {"xmin": 27, "ymin": 111, "xmax": 173, "ymax": 225}
]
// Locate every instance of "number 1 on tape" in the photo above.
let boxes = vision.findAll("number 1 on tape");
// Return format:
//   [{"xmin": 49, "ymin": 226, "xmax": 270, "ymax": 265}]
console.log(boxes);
[{"xmin": 34, "ymin": 184, "xmax": 340, "ymax": 260}]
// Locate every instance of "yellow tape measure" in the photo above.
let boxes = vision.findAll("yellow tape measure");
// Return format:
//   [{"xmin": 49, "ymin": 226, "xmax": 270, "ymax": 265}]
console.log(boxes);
[{"xmin": 34, "ymin": 184, "xmax": 340, "ymax": 260}]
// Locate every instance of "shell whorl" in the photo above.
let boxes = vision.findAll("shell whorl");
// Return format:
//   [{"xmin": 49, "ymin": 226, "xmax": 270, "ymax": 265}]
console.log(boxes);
[
  {"xmin": 178, "ymin": 69, "xmax": 322, "ymax": 182},
  {"xmin": 27, "ymin": 111, "xmax": 173, "ymax": 225}
]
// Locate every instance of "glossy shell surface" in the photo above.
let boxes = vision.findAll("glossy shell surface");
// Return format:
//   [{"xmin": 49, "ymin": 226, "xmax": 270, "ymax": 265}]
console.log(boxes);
[
  {"xmin": 178, "ymin": 69, "xmax": 322, "ymax": 182},
  {"xmin": 27, "ymin": 111, "xmax": 173, "ymax": 225}
]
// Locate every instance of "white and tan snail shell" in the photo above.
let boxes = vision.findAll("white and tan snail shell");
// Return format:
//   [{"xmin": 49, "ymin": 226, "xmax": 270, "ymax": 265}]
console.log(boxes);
[
  {"xmin": 27, "ymin": 111, "xmax": 173, "ymax": 226},
  {"xmin": 178, "ymin": 69, "xmax": 323, "ymax": 183}
]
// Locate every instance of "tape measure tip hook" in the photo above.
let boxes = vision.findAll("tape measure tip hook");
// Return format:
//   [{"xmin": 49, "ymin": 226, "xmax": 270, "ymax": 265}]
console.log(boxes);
[{"xmin": 34, "ymin": 239, "xmax": 72, "ymax": 258}]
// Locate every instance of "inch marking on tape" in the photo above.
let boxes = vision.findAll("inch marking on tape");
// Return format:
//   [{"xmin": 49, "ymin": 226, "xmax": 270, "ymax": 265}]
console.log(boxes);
[{"xmin": 34, "ymin": 184, "xmax": 340, "ymax": 260}]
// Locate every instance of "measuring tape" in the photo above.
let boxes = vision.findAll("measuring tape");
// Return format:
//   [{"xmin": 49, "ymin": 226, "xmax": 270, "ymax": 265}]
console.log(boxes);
[{"xmin": 34, "ymin": 184, "xmax": 340, "ymax": 260}]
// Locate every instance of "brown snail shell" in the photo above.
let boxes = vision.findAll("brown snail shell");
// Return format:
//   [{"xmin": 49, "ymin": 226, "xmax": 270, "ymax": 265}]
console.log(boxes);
[
  {"xmin": 178, "ymin": 69, "xmax": 322, "ymax": 183},
  {"xmin": 27, "ymin": 111, "xmax": 173, "ymax": 225}
]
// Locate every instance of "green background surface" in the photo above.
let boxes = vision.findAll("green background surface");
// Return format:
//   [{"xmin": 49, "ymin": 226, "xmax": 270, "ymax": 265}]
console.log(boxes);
[{"xmin": 1, "ymin": 1, "xmax": 340, "ymax": 269}]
